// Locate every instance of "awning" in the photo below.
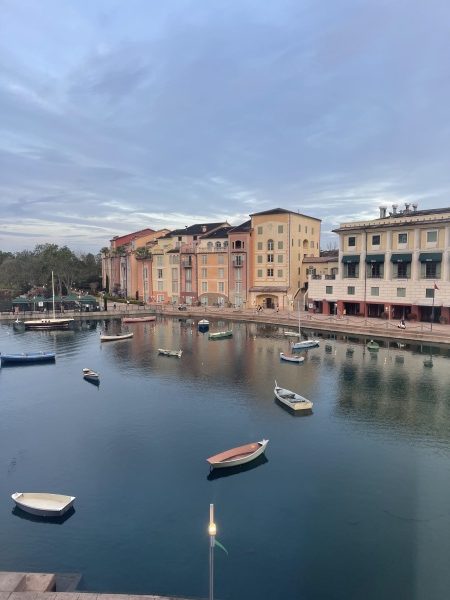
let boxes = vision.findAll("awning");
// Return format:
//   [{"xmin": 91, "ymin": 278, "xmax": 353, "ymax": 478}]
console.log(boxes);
[
  {"xmin": 365, "ymin": 254, "xmax": 385, "ymax": 263},
  {"xmin": 391, "ymin": 253, "xmax": 412, "ymax": 263},
  {"xmin": 419, "ymin": 252, "xmax": 442, "ymax": 262},
  {"xmin": 341, "ymin": 255, "xmax": 360, "ymax": 264}
]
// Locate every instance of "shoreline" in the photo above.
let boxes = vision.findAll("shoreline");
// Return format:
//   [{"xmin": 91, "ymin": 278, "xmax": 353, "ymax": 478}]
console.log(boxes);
[{"xmin": 1, "ymin": 306, "xmax": 449, "ymax": 346}]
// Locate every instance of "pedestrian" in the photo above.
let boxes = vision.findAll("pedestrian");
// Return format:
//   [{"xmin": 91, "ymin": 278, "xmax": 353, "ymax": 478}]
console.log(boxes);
[{"xmin": 113, "ymin": 303, "xmax": 116, "ymax": 310}]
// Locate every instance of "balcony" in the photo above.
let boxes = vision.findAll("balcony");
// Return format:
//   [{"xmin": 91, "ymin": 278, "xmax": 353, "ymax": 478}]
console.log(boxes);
[
  {"xmin": 232, "ymin": 258, "xmax": 244, "ymax": 267},
  {"xmin": 181, "ymin": 258, "xmax": 193, "ymax": 268}
]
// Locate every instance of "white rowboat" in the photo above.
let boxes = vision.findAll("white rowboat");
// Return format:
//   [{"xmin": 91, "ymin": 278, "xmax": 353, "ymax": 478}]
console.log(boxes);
[
  {"xmin": 274, "ymin": 380, "xmax": 313, "ymax": 412},
  {"xmin": 280, "ymin": 352, "xmax": 304, "ymax": 363},
  {"xmin": 83, "ymin": 368, "xmax": 99, "ymax": 381},
  {"xmin": 207, "ymin": 439, "xmax": 269, "ymax": 469},
  {"xmin": 11, "ymin": 492, "xmax": 75, "ymax": 517},
  {"xmin": 158, "ymin": 348, "xmax": 182, "ymax": 358},
  {"xmin": 100, "ymin": 332, "xmax": 134, "ymax": 342}
]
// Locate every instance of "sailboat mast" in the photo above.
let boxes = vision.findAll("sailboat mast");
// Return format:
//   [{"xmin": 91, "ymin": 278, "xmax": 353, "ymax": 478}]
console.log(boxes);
[{"xmin": 52, "ymin": 271, "xmax": 56, "ymax": 319}]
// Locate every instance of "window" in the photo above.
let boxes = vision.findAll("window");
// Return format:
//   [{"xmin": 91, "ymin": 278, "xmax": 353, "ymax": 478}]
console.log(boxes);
[
  {"xmin": 422, "ymin": 261, "xmax": 440, "ymax": 279},
  {"xmin": 427, "ymin": 231, "xmax": 438, "ymax": 243},
  {"xmin": 305, "ymin": 226, "xmax": 308, "ymax": 233},
  {"xmin": 312, "ymin": 227, "xmax": 315, "ymax": 235},
  {"xmin": 218, "ymin": 282, "xmax": 224, "ymax": 293},
  {"xmin": 395, "ymin": 262, "xmax": 410, "ymax": 278},
  {"xmin": 157, "ymin": 281, "xmax": 163, "ymax": 291},
  {"xmin": 326, "ymin": 286, "xmax": 333, "ymax": 294},
  {"xmin": 234, "ymin": 255, "xmax": 242, "ymax": 266},
  {"xmin": 398, "ymin": 233, "xmax": 408, "ymax": 244},
  {"xmin": 397, "ymin": 288, "xmax": 406, "ymax": 297},
  {"xmin": 215, "ymin": 241, "xmax": 221, "ymax": 249},
  {"xmin": 367, "ymin": 263, "xmax": 384, "ymax": 278},
  {"xmin": 257, "ymin": 269, "xmax": 263, "ymax": 277},
  {"xmin": 157, "ymin": 255, "xmax": 163, "ymax": 266},
  {"xmin": 298, "ymin": 267, "xmax": 301, "ymax": 274},
  {"xmin": 267, "ymin": 268, "xmax": 274, "ymax": 277},
  {"xmin": 277, "ymin": 255, "xmax": 283, "ymax": 263},
  {"xmin": 278, "ymin": 241, "xmax": 283, "ymax": 249},
  {"xmin": 157, "ymin": 294, "xmax": 164, "ymax": 302},
  {"xmin": 277, "ymin": 269, "xmax": 283, "ymax": 278},
  {"xmin": 257, "ymin": 242, "xmax": 263, "ymax": 250},
  {"xmin": 257, "ymin": 226, "xmax": 263, "ymax": 234},
  {"xmin": 267, "ymin": 254, "xmax": 274, "ymax": 263},
  {"xmin": 372, "ymin": 235, "xmax": 380, "ymax": 245},
  {"xmin": 347, "ymin": 286, "xmax": 355, "ymax": 295},
  {"xmin": 234, "ymin": 240, "xmax": 242, "ymax": 249},
  {"xmin": 207, "ymin": 242, "xmax": 213, "ymax": 251},
  {"xmin": 426, "ymin": 288, "xmax": 435, "ymax": 299},
  {"xmin": 171, "ymin": 268, "xmax": 178, "ymax": 280},
  {"xmin": 172, "ymin": 281, "xmax": 178, "ymax": 293},
  {"xmin": 278, "ymin": 225, "xmax": 283, "ymax": 234},
  {"xmin": 310, "ymin": 241, "xmax": 314, "ymax": 248},
  {"xmin": 235, "ymin": 281, "xmax": 242, "ymax": 292},
  {"xmin": 218, "ymin": 254, "xmax": 224, "ymax": 264},
  {"xmin": 257, "ymin": 255, "xmax": 263, "ymax": 264},
  {"xmin": 202, "ymin": 282, "xmax": 208, "ymax": 292},
  {"xmin": 371, "ymin": 287, "xmax": 379, "ymax": 296},
  {"xmin": 267, "ymin": 239, "xmax": 274, "ymax": 250},
  {"xmin": 344, "ymin": 263, "xmax": 359, "ymax": 278},
  {"xmin": 235, "ymin": 268, "xmax": 242, "ymax": 281},
  {"xmin": 185, "ymin": 281, "xmax": 192, "ymax": 292},
  {"xmin": 201, "ymin": 255, "xmax": 207, "ymax": 265},
  {"xmin": 218, "ymin": 268, "xmax": 224, "ymax": 278},
  {"xmin": 157, "ymin": 269, "xmax": 163, "ymax": 279},
  {"xmin": 348, "ymin": 236, "xmax": 356, "ymax": 247},
  {"xmin": 201, "ymin": 268, "xmax": 207, "ymax": 278}
]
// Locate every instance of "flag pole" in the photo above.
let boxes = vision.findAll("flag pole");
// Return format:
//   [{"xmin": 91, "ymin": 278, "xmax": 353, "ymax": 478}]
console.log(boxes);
[{"xmin": 208, "ymin": 504, "xmax": 216, "ymax": 600}]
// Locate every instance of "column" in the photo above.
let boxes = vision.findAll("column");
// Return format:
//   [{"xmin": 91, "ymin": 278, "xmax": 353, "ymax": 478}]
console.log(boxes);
[
  {"xmin": 385, "ymin": 230, "xmax": 392, "ymax": 280},
  {"xmin": 411, "ymin": 228, "xmax": 420, "ymax": 281},
  {"xmin": 442, "ymin": 226, "xmax": 450, "ymax": 282}
]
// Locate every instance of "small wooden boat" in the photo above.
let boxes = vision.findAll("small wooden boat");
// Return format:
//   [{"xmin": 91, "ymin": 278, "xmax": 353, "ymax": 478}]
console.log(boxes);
[
  {"xmin": 284, "ymin": 331, "xmax": 301, "ymax": 337},
  {"xmin": 367, "ymin": 339, "xmax": 380, "ymax": 351},
  {"xmin": 198, "ymin": 319, "xmax": 210, "ymax": 333},
  {"xmin": 122, "ymin": 316, "xmax": 156, "ymax": 323},
  {"xmin": 280, "ymin": 352, "xmax": 304, "ymax": 363},
  {"xmin": 292, "ymin": 338, "xmax": 320, "ymax": 350},
  {"xmin": 274, "ymin": 380, "xmax": 313, "ymax": 412},
  {"xmin": 11, "ymin": 492, "xmax": 75, "ymax": 517},
  {"xmin": 100, "ymin": 332, "xmax": 134, "ymax": 342},
  {"xmin": 208, "ymin": 330, "xmax": 233, "ymax": 340},
  {"xmin": 207, "ymin": 439, "xmax": 269, "ymax": 469},
  {"xmin": 158, "ymin": 348, "xmax": 182, "ymax": 358},
  {"xmin": 82, "ymin": 367, "xmax": 100, "ymax": 382},
  {"xmin": 0, "ymin": 352, "xmax": 56, "ymax": 366}
]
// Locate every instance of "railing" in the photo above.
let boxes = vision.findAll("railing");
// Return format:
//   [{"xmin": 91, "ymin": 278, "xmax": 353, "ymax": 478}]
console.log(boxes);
[{"xmin": 181, "ymin": 259, "xmax": 193, "ymax": 268}]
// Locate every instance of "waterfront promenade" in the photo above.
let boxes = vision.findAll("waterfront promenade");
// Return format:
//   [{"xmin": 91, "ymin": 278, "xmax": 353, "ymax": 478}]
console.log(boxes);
[{"xmin": 1, "ymin": 304, "xmax": 449, "ymax": 346}]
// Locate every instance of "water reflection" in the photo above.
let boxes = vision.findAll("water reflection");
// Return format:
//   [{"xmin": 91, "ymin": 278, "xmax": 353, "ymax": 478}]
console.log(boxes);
[
  {"xmin": 12, "ymin": 506, "xmax": 76, "ymax": 524},
  {"xmin": 207, "ymin": 454, "xmax": 268, "ymax": 480}
]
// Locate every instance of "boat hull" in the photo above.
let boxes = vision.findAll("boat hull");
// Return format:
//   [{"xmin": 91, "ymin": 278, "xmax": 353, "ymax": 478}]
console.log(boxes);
[
  {"xmin": 274, "ymin": 383, "xmax": 313, "ymax": 412},
  {"xmin": 100, "ymin": 333, "xmax": 134, "ymax": 342},
  {"xmin": 11, "ymin": 492, "xmax": 75, "ymax": 517},
  {"xmin": 158, "ymin": 349, "xmax": 182, "ymax": 358},
  {"xmin": 1, "ymin": 352, "xmax": 56, "ymax": 365},
  {"xmin": 208, "ymin": 331, "xmax": 233, "ymax": 339},
  {"xmin": 280, "ymin": 352, "xmax": 304, "ymax": 363},
  {"xmin": 23, "ymin": 318, "xmax": 74, "ymax": 330},
  {"xmin": 292, "ymin": 340, "xmax": 320, "ymax": 350},
  {"xmin": 122, "ymin": 316, "xmax": 156, "ymax": 323},
  {"xmin": 198, "ymin": 319, "xmax": 210, "ymax": 333},
  {"xmin": 207, "ymin": 440, "xmax": 269, "ymax": 469}
]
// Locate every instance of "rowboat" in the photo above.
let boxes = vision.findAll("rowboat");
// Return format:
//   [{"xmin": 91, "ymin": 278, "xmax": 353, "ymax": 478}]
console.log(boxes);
[
  {"xmin": 11, "ymin": 492, "xmax": 75, "ymax": 517},
  {"xmin": 100, "ymin": 332, "xmax": 134, "ymax": 342},
  {"xmin": 290, "ymin": 306, "xmax": 320, "ymax": 349},
  {"xmin": 0, "ymin": 352, "xmax": 56, "ymax": 366},
  {"xmin": 198, "ymin": 319, "xmax": 210, "ymax": 333},
  {"xmin": 284, "ymin": 331, "xmax": 301, "ymax": 337},
  {"xmin": 158, "ymin": 348, "xmax": 182, "ymax": 358},
  {"xmin": 83, "ymin": 368, "xmax": 100, "ymax": 382},
  {"xmin": 274, "ymin": 380, "xmax": 313, "ymax": 412},
  {"xmin": 367, "ymin": 339, "xmax": 380, "ymax": 351},
  {"xmin": 208, "ymin": 330, "xmax": 233, "ymax": 340},
  {"xmin": 207, "ymin": 439, "xmax": 269, "ymax": 469},
  {"xmin": 280, "ymin": 352, "xmax": 304, "ymax": 363},
  {"xmin": 122, "ymin": 316, "xmax": 156, "ymax": 323}
]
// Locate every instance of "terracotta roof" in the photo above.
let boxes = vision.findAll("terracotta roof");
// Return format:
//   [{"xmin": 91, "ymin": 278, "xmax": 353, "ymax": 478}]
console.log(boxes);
[
  {"xmin": 110, "ymin": 228, "xmax": 155, "ymax": 244},
  {"xmin": 250, "ymin": 208, "xmax": 321, "ymax": 221}
]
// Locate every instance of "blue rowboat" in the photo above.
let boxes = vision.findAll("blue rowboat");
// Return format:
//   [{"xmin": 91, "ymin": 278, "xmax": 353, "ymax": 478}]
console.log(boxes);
[{"xmin": 0, "ymin": 352, "xmax": 56, "ymax": 366}]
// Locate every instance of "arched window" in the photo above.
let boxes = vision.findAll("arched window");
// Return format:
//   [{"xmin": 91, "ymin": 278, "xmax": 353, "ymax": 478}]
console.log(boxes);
[
  {"xmin": 207, "ymin": 242, "xmax": 213, "ymax": 251},
  {"xmin": 223, "ymin": 241, "xmax": 228, "ymax": 248},
  {"xmin": 215, "ymin": 241, "xmax": 222, "ymax": 249},
  {"xmin": 303, "ymin": 240, "xmax": 308, "ymax": 250},
  {"xmin": 267, "ymin": 239, "xmax": 274, "ymax": 251},
  {"xmin": 235, "ymin": 240, "xmax": 242, "ymax": 249}
]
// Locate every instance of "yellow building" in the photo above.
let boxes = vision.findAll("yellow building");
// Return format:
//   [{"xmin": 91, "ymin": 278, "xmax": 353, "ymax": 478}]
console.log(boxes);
[
  {"xmin": 307, "ymin": 203, "xmax": 450, "ymax": 323},
  {"xmin": 248, "ymin": 208, "xmax": 321, "ymax": 310}
]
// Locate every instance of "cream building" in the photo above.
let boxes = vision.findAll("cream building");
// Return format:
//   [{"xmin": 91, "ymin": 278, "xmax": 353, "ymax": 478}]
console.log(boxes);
[
  {"xmin": 248, "ymin": 208, "xmax": 321, "ymax": 310},
  {"xmin": 307, "ymin": 204, "xmax": 450, "ymax": 323}
]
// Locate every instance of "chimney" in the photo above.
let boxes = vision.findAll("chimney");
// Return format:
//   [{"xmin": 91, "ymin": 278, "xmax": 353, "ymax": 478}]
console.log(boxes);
[
  {"xmin": 412, "ymin": 203, "xmax": 418, "ymax": 212},
  {"xmin": 379, "ymin": 206, "xmax": 387, "ymax": 218},
  {"xmin": 404, "ymin": 202, "xmax": 410, "ymax": 212},
  {"xmin": 392, "ymin": 204, "xmax": 397, "ymax": 215},
  {"xmin": 202, "ymin": 225, "xmax": 207, "ymax": 232}
]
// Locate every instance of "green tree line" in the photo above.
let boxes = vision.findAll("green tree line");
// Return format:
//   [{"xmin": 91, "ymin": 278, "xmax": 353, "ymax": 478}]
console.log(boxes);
[{"xmin": 0, "ymin": 244, "xmax": 102, "ymax": 297}]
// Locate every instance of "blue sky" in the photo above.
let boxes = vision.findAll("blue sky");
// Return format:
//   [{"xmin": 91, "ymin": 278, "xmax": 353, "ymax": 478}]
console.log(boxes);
[{"xmin": 1, "ymin": 0, "xmax": 449, "ymax": 252}]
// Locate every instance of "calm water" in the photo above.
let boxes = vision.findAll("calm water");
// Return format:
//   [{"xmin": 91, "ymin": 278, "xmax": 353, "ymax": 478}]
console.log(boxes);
[{"xmin": 1, "ymin": 317, "xmax": 450, "ymax": 600}]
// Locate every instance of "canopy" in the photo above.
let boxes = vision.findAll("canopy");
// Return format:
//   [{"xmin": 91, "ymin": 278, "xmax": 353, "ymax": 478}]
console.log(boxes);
[
  {"xmin": 391, "ymin": 253, "xmax": 412, "ymax": 263},
  {"xmin": 365, "ymin": 254, "xmax": 385, "ymax": 263},
  {"xmin": 419, "ymin": 252, "xmax": 442, "ymax": 262},
  {"xmin": 341, "ymin": 255, "xmax": 360, "ymax": 264}
]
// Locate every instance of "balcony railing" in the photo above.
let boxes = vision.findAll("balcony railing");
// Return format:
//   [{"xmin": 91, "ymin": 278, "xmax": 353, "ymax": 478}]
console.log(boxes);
[
  {"xmin": 232, "ymin": 259, "xmax": 244, "ymax": 267},
  {"xmin": 181, "ymin": 259, "xmax": 193, "ymax": 268}
]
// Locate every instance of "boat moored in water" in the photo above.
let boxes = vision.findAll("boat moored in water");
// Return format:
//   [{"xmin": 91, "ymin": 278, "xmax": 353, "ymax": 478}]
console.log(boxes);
[
  {"xmin": 83, "ymin": 367, "xmax": 100, "ymax": 382},
  {"xmin": 11, "ymin": 492, "xmax": 75, "ymax": 517},
  {"xmin": 122, "ymin": 316, "xmax": 156, "ymax": 323},
  {"xmin": 158, "ymin": 348, "xmax": 182, "ymax": 358},
  {"xmin": 280, "ymin": 352, "xmax": 304, "ymax": 363},
  {"xmin": 207, "ymin": 439, "xmax": 269, "ymax": 469},
  {"xmin": 274, "ymin": 380, "xmax": 313, "ymax": 412},
  {"xmin": 198, "ymin": 319, "xmax": 210, "ymax": 333},
  {"xmin": 1, "ymin": 352, "xmax": 56, "ymax": 366},
  {"xmin": 100, "ymin": 332, "xmax": 134, "ymax": 342},
  {"xmin": 208, "ymin": 330, "xmax": 233, "ymax": 340}
]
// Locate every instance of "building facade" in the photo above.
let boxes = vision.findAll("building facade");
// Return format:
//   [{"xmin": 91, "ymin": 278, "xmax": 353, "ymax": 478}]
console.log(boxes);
[{"xmin": 308, "ymin": 204, "xmax": 450, "ymax": 323}]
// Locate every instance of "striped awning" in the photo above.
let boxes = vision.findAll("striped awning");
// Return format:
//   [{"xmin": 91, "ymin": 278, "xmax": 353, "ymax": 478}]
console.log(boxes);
[
  {"xmin": 341, "ymin": 255, "xmax": 360, "ymax": 264},
  {"xmin": 391, "ymin": 253, "xmax": 412, "ymax": 263}
]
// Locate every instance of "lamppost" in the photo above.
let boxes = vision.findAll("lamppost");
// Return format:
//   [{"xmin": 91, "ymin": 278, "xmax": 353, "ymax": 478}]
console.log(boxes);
[{"xmin": 208, "ymin": 504, "xmax": 216, "ymax": 600}]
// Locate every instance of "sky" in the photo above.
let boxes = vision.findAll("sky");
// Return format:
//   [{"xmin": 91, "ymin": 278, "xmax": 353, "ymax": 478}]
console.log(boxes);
[{"xmin": 1, "ymin": 0, "xmax": 449, "ymax": 253}]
